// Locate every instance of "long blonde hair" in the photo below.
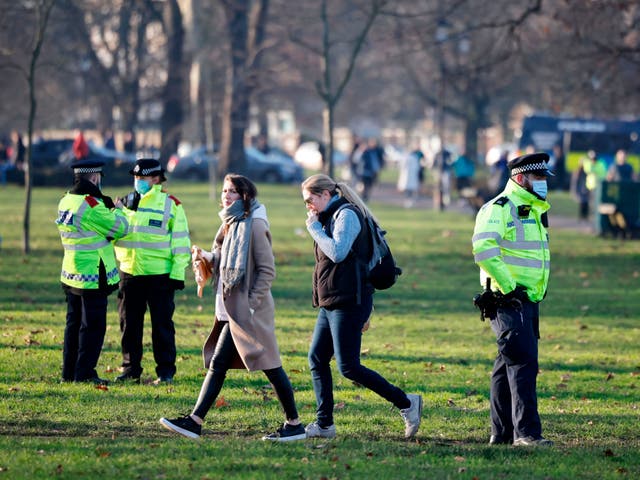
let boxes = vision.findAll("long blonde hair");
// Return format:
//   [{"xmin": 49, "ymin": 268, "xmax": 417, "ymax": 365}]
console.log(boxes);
[{"xmin": 301, "ymin": 173, "xmax": 377, "ymax": 221}]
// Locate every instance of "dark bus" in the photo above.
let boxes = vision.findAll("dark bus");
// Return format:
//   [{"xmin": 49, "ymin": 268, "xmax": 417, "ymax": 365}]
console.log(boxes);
[{"xmin": 517, "ymin": 114, "xmax": 640, "ymax": 176}]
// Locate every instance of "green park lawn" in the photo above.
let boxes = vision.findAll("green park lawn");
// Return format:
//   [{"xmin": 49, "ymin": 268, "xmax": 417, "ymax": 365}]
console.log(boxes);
[{"xmin": 0, "ymin": 181, "xmax": 638, "ymax": 479}]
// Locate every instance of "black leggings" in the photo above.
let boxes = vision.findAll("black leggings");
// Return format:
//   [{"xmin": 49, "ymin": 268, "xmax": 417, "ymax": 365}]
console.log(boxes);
[{"xmin": 192, "ymin": 322, "xmax": 299, "ymax": 421}]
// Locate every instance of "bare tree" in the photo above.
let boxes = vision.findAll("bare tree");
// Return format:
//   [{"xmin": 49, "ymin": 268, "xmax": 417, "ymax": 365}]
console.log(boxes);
[
  {"xmin": 287, "ymin": 0, "xmax": 386, "ymax": 177},
  {"xmin": 217, "ymin": 0, "xmax": 270, "ymax": 175},
  {"xmin": 391, "ymin": 0, "xmax": 544, "ymax": 160},
  {"xmin": 62, "ymin": 1, "xmax": 161, "ymax": 145},
  {"xmin": 2, "ymin": 0, "xmax": 57, "ymax": 254},
  {"xmin": 159, "ymin": 0, "xmax": 186, "ymax": 164}
]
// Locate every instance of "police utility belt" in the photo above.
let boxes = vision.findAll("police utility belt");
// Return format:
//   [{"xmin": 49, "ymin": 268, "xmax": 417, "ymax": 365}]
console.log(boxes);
[{"xmin": 473, "ymin": 278, "xmax": 530, "ymax": 321}]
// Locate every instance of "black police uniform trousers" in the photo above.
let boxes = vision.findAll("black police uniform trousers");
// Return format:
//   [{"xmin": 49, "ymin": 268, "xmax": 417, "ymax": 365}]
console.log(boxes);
[
  {"xmin": 118, "ymin": 273, "xmax": 176, "ymax": 378},
  {"xmin": 489, "ymin": 298, "xmax": 542, "ymax": 442},
  {"xmin": 62, "ymin": 287, "xmax": 108, "ymax": 381}
]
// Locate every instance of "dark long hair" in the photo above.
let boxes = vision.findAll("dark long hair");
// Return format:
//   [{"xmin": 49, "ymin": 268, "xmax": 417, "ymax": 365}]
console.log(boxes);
[{"xmin": 223, "ymin": 173, "xmax": 258, "ymax": 216}]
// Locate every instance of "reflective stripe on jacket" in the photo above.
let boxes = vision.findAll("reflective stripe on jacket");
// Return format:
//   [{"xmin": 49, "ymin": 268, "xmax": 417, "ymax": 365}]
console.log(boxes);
[
  {"xmin": 472, "ymin": 180, "xmax": 550, "ymax": 302},
  {"xmin": 114, "ymin": 184, "xmax": 191, "ymax": 280},
  {"xmin": 56, "ymin": 193, "xmax": 129, "ymax": 289}
]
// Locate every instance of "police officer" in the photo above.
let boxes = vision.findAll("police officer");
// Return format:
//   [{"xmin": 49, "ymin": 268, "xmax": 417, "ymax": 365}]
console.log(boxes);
[
  {"xmin": 114, "ymin": 155, "xmax": 191, "ymax": 384},
  {"xmin": 55, "ymin": 159, "xmax": 129, "ymax": 384},
  {"xmin": 472, "ymin": 152, "xmax": 554, "ymax": 447}
]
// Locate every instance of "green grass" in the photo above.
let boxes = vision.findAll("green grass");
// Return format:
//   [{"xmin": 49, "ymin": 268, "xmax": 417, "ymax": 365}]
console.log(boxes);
[{"xmin": 1, "ymin": 181, "xmax": 639, "ymax": 479}]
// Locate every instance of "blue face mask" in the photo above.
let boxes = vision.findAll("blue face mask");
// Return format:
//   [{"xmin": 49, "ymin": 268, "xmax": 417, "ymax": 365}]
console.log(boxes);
[
  {"xmin": 531, "ymin": 179, "xmax": 548, "ymax": 199},
  {"xmin": 134, "ymin": 178, "xmax": 152, "ymax": 195}
]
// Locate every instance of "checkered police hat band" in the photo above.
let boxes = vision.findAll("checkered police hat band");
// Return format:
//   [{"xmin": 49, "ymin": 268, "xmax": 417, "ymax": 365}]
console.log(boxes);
[
  {"xmin": 511, "ymin": 162, "xmax": 548, "ymax": 175},
  {"xmin": 136, "ymin": 165, "xmax": 162, "ymax": 175},
  {"xmin": 73, "ymin": 167, "xmax": 102, "ymax": 174}
]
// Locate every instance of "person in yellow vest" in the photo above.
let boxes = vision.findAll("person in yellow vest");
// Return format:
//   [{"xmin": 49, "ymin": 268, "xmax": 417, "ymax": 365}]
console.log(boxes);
[
  {"xmin": 472, "ymin": 152, "xmax": 554, "ymax": 447},
  {"xmin": 114, "ymin": 156, "xmax": 191, "ymax": 384},
  {"xmin": 55, "ymin": 159, "xmax": 129, "ymax": 384}
]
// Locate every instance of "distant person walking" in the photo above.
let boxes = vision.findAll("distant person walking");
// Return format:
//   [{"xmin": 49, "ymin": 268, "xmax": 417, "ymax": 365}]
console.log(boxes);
[
  {"xmin": 397, "ymin": 149, "xmax": 423, "ymax": 207},
  {"xmin": 300, "ymin": 174, "xmax": 423, "ymax": 439},
  {"xmin": 9, "ymin": 130, "xmax": 25, "ymax": 171},
  {"xmin": 572, "ymin": 150, "xmax": 607, "ymax": 221},
  {"xmin": 160, "ymin": 174, "xmax": 305, "ymax": 442},
  {"xmin": 0, "ymin": 138, "xmax": 10, "ymax": 185},
  {"xmin": 354, "ymin": 138, "xmax": 383, "ymax": 202},
  {"xmin": 72, "ymin": 130, "xmax": 90, "ymax": 161},
  {"xmin": 452, "ymin": 150, "xmax": 475, "ymax": 192},
  {"xmin": 606, "ymin": 149, "xmax": 634, "ymax": 182},
  {"xmin": 432, "ymin": 148, "xmax": 452, "ymax": 210},
  {"xmin": 55, "ymin": 159, "xmax": 129, "ymax": 384},
  {"xmin": 102, "ymin": 129, "xmax": 116, "ymax": 150}
]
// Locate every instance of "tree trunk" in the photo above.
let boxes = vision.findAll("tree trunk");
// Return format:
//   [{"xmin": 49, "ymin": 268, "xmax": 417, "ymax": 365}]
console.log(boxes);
[
  {"xmin": 23, "ymin": 0, "xmax": 56, "ymax": 255},
  {"xmin": 322, "ymin": 105, "xmax": 335, "ymax": 178},
  {"xmin": 160, "ymin": 0, "xmax": 185, "ymax": 166},
  {"xmin": 218, "ymin": 0, "xmax": 270, "ymax": 176},
  {"xmin": 218, "ymin": 0, "xmax": 251, "ymax": 175}
]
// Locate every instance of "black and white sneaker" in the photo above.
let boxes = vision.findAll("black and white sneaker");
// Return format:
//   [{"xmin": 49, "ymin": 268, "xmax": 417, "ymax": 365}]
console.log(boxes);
[
  {"xmin": 262, "ymin": 422, "xmax": 306, "ymax": 442},
  {"xmin": 159, "ymin": 415, "xmax": 201, "ymax": 439}
]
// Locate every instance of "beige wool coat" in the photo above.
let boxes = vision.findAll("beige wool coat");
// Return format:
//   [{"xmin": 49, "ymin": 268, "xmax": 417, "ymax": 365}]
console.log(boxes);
[{"xmin": 202, "ymin": 215, "xmax": 282, "ymax": 372}]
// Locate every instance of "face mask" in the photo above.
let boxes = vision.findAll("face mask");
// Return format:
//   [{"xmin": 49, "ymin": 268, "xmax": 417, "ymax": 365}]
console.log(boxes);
[
  {"xmin": 134, "ymin": 178, "xmax": 152, "ymax": 195},
  {"xmin": 531, "ymin": 179, "xmax": 548, "ymax": 199}
]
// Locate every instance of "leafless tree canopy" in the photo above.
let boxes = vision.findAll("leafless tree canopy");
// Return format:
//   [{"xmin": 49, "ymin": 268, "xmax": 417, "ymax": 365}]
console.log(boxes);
[{"xmin": 0, "ymin": 0, "xmax": 638, "ymax": 168}]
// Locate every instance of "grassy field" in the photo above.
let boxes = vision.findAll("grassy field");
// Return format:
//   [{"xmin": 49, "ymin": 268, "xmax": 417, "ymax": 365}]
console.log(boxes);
[{"xmin": 0, "ymin": 181, "xmax": 639, "ymax": 479}]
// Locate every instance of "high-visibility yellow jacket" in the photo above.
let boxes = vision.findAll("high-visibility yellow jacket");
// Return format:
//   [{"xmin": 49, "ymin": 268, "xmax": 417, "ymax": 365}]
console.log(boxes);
[
  {"xmin": 472, "ymin": 180, "xmax": 550, "ymax": 302},
  {"xmin": 582, "ymin": 159, "xmax": 607, "ymax": 191},
  {"xmin": 56, "ymin": 193, "xmax": 129, "ymax": 290},
  {"xmin": 114, "ymin": 185, "xmax": 191, "ymax": 280}
]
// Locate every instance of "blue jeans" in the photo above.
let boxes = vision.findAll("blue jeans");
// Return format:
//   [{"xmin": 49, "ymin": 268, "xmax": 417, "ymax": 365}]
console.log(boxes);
[{"xmin": 308, "ymin": 294, "xmax": 409, "ymax": 427}]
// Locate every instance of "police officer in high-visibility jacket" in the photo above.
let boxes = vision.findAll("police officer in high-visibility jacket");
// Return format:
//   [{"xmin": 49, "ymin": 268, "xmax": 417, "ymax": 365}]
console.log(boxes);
[
  {"xmin": 114, "ymin": 156, "xmax": 191, "ymax": 384},
  {"xmin": 472, "ymin": 152, "xmax": 554, "ymax": 447},
  {"xmin": 55, "ymin": 159, "xmax": 129, "ymax": 384}
]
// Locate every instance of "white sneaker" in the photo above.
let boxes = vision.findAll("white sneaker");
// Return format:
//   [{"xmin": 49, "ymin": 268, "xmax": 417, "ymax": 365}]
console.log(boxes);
[
  {"xmin": 400, "ymin": 394, "xmax": 423, "ymax": 438},
  {"xmin": 513, "ymin": 436, "xmax": 554, "ymax": 447},
  {"xmin": 305, "ymin": 421, "xmax": 336, "ymax": 439}
]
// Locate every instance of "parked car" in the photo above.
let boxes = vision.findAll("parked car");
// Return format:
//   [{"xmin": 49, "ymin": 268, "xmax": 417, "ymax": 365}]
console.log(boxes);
[
  {"xmin": 59, "ymin": 142, "xmax": 138, "ymax": 186},
  {"xmin": 293, "ymin": 141, "xmax": 347, "ymax": 170},
  {"xmin": 31, "ymin": 138, "xmax": 74, "ymax": 168},
  {"xmin": 7, "ymin": 139, "xmax": 137, "ymax": 187},
  {"xmin": 6, "ymin": 138, "xmax": 74, "ymax": 185},
  {"xmin": 166, "ymin": 146, "xmax": 303, "ymax": 183}
]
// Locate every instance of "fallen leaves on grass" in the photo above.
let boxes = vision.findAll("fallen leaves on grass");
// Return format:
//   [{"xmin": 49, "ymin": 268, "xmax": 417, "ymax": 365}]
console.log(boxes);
[
  {"xmin": 95, "ymin": 384, "xmax": 108, "ymax": 391},
  {"xmin": 23, "ymin": 336, "xmax": 40, "ymax": 346},
  {"xmin": 605, "ymin": 372, "xmax": 615, "ymax": 381},
  {"xmin": 215, "ymin": 397, "xmax": 229, "ymax": 408}
]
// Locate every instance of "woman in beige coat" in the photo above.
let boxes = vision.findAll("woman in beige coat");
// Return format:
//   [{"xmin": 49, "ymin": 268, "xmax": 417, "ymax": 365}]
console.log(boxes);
[{"xmin": 160, "ymin": 174, "xmax": 305, "ymax": 442}]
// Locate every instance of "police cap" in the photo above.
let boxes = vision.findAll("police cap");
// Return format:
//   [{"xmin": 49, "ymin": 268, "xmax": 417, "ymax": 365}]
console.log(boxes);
[
  {"xmin": 71, "ymin": 158, "xmax": 104, "ymax": 175},
  {"xmin": 508, "ymin": 152, "xmax": 554, "ymax": 176},
  {"xmin": 129, "ymin": 154, "xmax": 166, "ymax": 181}
]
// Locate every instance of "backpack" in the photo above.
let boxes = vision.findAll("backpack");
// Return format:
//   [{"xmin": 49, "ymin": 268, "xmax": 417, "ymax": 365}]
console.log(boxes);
[{"xmin": 364, "ymin": 216, "xmax": 402, "ymax": 290}]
